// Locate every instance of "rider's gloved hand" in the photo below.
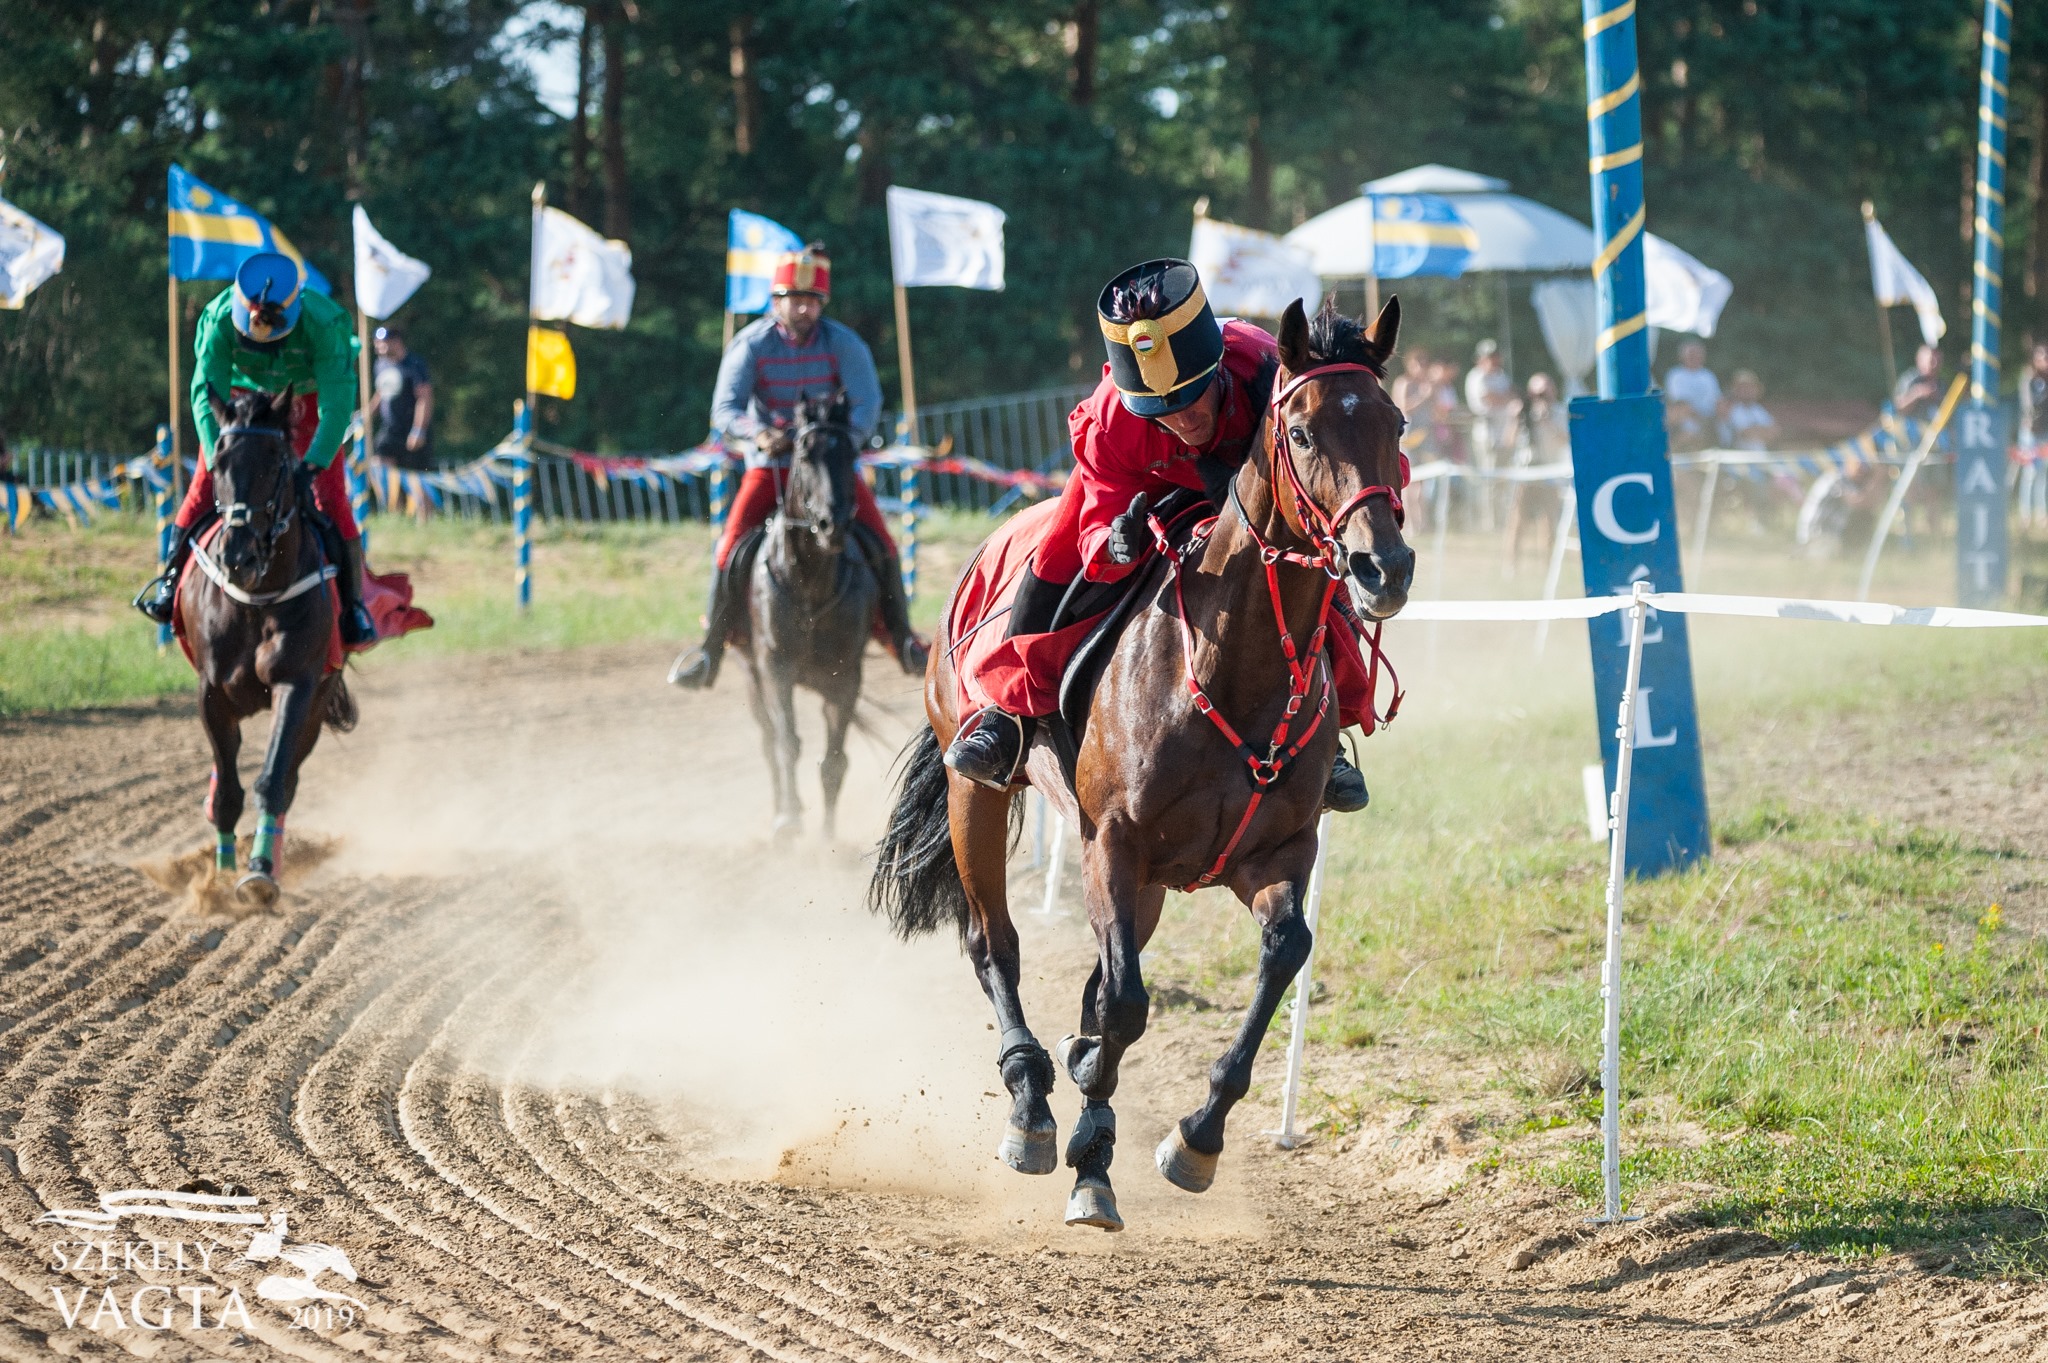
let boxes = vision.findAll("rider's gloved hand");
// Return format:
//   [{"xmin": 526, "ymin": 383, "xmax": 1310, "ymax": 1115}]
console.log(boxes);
[
  {"xmin": 1105, "ymin": 492, "xmax": 1151, "ymax": 566},
  {"xmin": 292, "ymin": 460, "xmax": 317, "ymax": 514},
  {"xmin": 755, "ymin": 427, "xmax": 794, "ymax": 460}
]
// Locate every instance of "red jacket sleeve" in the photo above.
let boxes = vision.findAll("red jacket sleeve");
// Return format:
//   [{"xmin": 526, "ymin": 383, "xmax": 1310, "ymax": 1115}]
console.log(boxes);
[{"xmin": 1066, "ymin": 393, "xmax": 1170, "ymax": 583}]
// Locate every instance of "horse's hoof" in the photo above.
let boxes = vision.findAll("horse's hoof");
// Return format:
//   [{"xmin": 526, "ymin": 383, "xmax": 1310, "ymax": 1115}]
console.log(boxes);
[
  {"xmin": 1155, "ymin": 1123, "xmax": 1219, "ymax": 1193},
  {"xmin": 1054, "ymin": 1034, "xmax": 1086, "ymax": 1082},
  {"xmin": 772, "ymin": 814, "xmax": 801, "ymax": 842},
  {"xmin": 1064, "ymin": 1179, "xmax": 1123, "ymax": 1232},
  {"xmin": 234, "ymin": 872, "xmax": 279, "ymax": 910},
  {"xmin": 998, "ymin": 1120, "xmax": 1058, "ymax": 1175}
]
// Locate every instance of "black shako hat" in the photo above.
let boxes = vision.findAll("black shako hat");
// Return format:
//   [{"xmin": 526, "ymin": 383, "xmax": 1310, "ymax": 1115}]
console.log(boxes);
[{"xmin": 1097, "ymin": 258, "xmax": 1224, "ymax": 417}]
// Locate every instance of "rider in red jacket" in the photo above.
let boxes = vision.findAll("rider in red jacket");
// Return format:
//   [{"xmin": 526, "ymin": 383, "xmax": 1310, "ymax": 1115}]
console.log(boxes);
[{"xmin": 943, "ymin": 258, "xmax": 1372, "ymax": 811}]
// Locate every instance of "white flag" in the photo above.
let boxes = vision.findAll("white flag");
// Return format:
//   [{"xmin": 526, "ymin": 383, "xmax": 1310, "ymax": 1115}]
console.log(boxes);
[
  {"xmin": 0, "ymin": 195, "xmax": 64, "ymax": 309},
  {"xmin": 886, "ymin": 186, "xmax": 1005, "ymax": 290},
  {"xmin": 1864, "ymin": 210, "xmax": 1945, "ymax": 347},
  {"xmin": 1189, "ymin": 216, "xmax": 1321, "ymax": 319},
  {"xmin": 1643, "ymin": 232, "xmax": 1732, "ymax": 338},
  {"xmin": 352, "ymin": 205, "xmax": 431, "ymax": 320},
  {"xmin": 530, "ymin": 206, "xmax": 634, "ymax": 328}
]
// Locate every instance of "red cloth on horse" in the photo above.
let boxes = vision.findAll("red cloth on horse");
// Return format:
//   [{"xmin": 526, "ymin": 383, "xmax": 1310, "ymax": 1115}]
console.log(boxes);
[{"xmin": 171, "ymin": 523, "xmax": 432, "ymax": 675}]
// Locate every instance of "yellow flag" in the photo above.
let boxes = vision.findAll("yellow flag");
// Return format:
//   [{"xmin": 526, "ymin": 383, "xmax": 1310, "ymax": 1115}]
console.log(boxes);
[{"xmin": 526, "ymin": 326, "xmax": 577, "ymax": 400}]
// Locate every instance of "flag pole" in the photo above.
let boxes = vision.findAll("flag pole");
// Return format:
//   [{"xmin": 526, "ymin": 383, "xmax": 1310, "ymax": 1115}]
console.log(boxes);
[
  {"xmin": 516, "ymin": 181, "xmax": 544, "ymax": 614},
  {"xmin": 722, "ymin": 310, "xmax": 735, "ymax": 350},
  {"xmin": 167, "ymin": 273, "xmax": 184, "ymax": 498},
  {"xmin": 892, "ymin": 282, "xmax": 918, "ymax": 443},
  {"xmin": 1861, "ymin": 202, "xmax": 1898, "ymax": 394}
]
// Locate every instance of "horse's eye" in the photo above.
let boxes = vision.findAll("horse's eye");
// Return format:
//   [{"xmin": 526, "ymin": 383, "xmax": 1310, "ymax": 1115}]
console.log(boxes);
[{"xmin": 1289, "ymin": 426, "xmax": 1310, "ymax": 449}]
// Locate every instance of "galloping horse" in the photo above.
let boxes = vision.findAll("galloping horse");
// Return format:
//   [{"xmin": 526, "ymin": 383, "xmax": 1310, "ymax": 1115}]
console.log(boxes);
[
  {"xmin": 737, "ymin": 391, "xmax": 878, "ymax": 840},
  {"xmin": 871, "ymin": 299, "xmax": 1414, "ymax": 1230},
  {"xmin": 181, "ymin": 388, "xmax": 356, "ymax": 908}
]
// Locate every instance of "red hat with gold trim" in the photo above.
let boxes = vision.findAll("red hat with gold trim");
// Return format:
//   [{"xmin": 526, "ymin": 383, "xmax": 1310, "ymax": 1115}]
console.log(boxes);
[{"xmin": 771, "ymin": 243, "xmax": 832, "ymax": 301}]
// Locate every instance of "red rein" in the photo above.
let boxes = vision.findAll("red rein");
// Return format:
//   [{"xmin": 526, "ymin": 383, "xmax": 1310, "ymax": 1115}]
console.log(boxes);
[{"xmin": 1151, "ymin": 362, "xmax": 1407, "ymax": 892}]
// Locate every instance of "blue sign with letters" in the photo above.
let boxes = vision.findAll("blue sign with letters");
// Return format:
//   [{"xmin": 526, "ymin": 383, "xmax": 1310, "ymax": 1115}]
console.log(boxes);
[
  {"xmin": 1568, "ymin": 393, "xmax": 1711, "ymax": 876},
  {"xmin": 1954, "ymin": 402, "xmax": 2008, "ymax": 607}
]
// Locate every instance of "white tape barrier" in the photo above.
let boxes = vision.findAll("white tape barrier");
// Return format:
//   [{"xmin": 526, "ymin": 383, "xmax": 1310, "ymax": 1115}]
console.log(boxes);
[{"xmin": 1334, "ymin": 585, "xmax": 2047, "ymax": 1219}]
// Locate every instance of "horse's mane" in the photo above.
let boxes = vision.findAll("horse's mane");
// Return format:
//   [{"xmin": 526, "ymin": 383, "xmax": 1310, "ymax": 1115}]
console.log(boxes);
[{"xmin": 1303, "ymin": 301, "xmax": 1387, "ymax": 379}]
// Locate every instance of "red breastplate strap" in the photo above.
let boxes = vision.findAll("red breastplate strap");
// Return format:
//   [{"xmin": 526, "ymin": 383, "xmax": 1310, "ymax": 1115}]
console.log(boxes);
[{"xmin": 1140, "ymin": 361, "xmax": 1409, "ymax": 893}]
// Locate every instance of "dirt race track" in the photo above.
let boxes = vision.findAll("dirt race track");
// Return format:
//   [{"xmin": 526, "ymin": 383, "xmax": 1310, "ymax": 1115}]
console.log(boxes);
[{"xmin": 1, "ymin": 644, "xmax": 2043, "ymax": 1362}]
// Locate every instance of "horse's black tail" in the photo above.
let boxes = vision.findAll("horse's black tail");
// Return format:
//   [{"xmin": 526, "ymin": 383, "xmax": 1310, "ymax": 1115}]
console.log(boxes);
[
  {"xmin": 324, "ymin": 675, "xmax": 358, "ymax": 733},
  {"xmin": 868, "ymin": 725, "xmax": 969, "ymax": 940}
]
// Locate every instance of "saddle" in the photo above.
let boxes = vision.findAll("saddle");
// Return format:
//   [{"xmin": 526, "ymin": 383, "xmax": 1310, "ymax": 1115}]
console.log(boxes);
[{"xmin": 1041, "ymin": 489, "xmax": 1210, "ymax": 794}]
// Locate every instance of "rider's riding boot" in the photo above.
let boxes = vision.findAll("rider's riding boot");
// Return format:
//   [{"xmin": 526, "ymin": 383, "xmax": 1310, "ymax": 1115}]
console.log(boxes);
[
  {"xmin": 336, "ymin": 535, "xmax": 378, "ymax": 647},
  {"xmin": 668, "ymin": 562, "xmax": 733, "ymax": 689},
  {"xmin": 134, "ymin": 521, "xmax": 200, "ymax": 624},
  {"xmin": 1323, "ymin": 753, "xmax": 1370, "ymax": 813},
  {"xmin": 856, "ymin": 529, "xmax": 931, "ymax": 675},
  {"xmin": 942, "ymin": 569, "xmax": 1068, "ymax": 790}
]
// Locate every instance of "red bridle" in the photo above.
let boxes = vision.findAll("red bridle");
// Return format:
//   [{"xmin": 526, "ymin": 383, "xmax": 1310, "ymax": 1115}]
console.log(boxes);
[{"xmin": 1264, "ymin": 361, "xmax": 1409, "ymax": 574}]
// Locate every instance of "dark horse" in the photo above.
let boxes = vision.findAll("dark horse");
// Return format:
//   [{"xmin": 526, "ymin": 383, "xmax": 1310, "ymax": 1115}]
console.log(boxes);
[
  {"xmin": 871, "ymin": 299, "xmax": 1414, "ymax": 1231},
  {"xmin": 182, "ymin": 388, "xmax": 356, "ymax": 908},
  {"xmin": 738, "ymin": 391, "xmax": 879, "ymax": 840}
]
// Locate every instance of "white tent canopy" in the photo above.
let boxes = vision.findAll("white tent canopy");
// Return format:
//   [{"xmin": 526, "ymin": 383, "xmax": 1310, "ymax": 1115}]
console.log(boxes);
[{"xmin": 1286, "ymin": 165, "xmax": 1599, "ymax": 275}]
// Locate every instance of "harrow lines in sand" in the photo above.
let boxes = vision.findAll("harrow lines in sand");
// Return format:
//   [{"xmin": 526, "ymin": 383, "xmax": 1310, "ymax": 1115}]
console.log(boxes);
[
  {"xmin": 397, "ymin": 923, "xmax": 899, "ymax": 1363},
  {"xmin": 475, "ymin": 952, "xmax": 986, "ymax": 1363}
]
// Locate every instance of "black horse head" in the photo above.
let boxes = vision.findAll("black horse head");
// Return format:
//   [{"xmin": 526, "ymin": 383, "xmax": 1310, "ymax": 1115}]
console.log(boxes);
[
  {"xmin": 204, "ymin": 386, "xmax": 303, "ymax": 588},
  {"xmin": 787, "ymin": 390, "xmax": 858, "ymax": 550}
]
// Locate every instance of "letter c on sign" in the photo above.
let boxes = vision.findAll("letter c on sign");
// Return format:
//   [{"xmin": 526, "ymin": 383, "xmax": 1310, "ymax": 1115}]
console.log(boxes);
[{"xmin": 1592, "ymin": 473, "xmax": 1660, "ymax": 545}]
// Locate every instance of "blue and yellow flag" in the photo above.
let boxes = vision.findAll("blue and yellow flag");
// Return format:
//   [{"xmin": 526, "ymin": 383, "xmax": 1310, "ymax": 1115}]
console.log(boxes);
[
  {"xmin": 1368, "ymin": 195, "xmax": 1478, "ymax": 280},
  {"xmin": 726, "ymin": 209, "xmax": 804, "ymax": 314},
  {"xmin": 167, "ymin": 165, "xmax": 330, "ymax": 294}
]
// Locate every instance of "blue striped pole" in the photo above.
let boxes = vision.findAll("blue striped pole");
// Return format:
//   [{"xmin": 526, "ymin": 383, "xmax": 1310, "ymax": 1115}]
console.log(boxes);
[
  {"xmin": 154, "ymin": 424, "xmax": 174, "ymax": 650},
  {"xmin": 348, "ymin": 414, "xmax": 372, "ymax": 558},
  {"xmin": 709, "ymin": 459, "xmax": 732, "ymax": 534},
  {"xmin": 1582, "ymin": 0, "xmax": 1651, "ymax": 399},
  {"xmin": 901, "ymin": 456, "xmax": 921, "ymax": 601},
  {"xmin": 1971, "ymin": 0, "xmax": 2010, "ymax": 405},
  {"xmin": 514, "ymin": 400, "xmax": 533, "ymax": 611},
  {"xmin": 1958, "ymin": 0, "xmax": 2013, "ymax": 605}
]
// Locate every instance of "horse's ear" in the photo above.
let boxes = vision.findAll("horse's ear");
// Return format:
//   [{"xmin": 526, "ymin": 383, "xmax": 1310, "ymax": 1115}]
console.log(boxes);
[
  {"xmin": 831, "ymin": 388, "xmax": 849, "ymax": 422},
  {"xmin": 274, "ymin": 385, "xmax": 294, "ymax": 424},
  {"xmin": 1363, "ymin": 295, "xmax": 1400, "ymax": 371},
  {"xmin": 1275, "ymin": 298, "xmax": 1311, "ymax": 375},
  {"xmin": 205, "ymin": 383, "xmax": 231, "ymax": 434}
]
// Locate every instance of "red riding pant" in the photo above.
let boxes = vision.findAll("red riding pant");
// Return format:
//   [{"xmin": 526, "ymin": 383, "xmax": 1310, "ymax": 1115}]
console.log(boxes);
[
  {"xmin": 713, "ymin": 465, "xmax": 897, "ymax": 568},
  {"xmin": 173, "ymin": 391, "xmax": 359, "ymax": 538}
]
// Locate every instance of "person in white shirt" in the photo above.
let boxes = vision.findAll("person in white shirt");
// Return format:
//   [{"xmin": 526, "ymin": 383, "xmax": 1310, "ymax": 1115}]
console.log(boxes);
[
  {"xmin": 1663, "ymin": 340, "xmax": 1722, "ymax": 451},
  {"xmin": 1719, "ymin": 369, "xmax": 1777, "ymax": 451},
  {"xmin": 1462, "ymin": 339, "xmax": 1514, "ymax": 469}
]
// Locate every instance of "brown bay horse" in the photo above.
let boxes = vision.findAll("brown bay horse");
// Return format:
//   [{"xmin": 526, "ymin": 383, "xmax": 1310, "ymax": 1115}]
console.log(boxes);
[
  {"xmin": 181, "ymin": 389, "xmax": 356, "ymax": 909},
  {"xmin": 870, "ymin": 299, "xmax": 1414, "ymax": 1230}
]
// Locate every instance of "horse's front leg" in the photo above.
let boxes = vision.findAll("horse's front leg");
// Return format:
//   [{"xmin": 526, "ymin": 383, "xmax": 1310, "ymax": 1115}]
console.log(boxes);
[
  {"xmin": 200, "ymin": 683, "xmax": 244, "ymax": 874},
  {"xmin": 1056, "ymin": 829, "xmax": 1165, "ymax": 1232},
  {"xmin": 947, "ymin": 773, "xmax": 1059, "ymax": 1178},
  {"xmin": 1157, "ymin": 823, "xmax": 1319, "ymax": 1193},
  {"xmin": 241, "ymin": 675, "xmax": 325, "ymax": 908},
  {"xmin": 765, "ymin": 657, "xmax": 804, "ymax": 840},
  {"xmin": 816, "ymin": 678, "xmax": 856, "ymax": 843}
]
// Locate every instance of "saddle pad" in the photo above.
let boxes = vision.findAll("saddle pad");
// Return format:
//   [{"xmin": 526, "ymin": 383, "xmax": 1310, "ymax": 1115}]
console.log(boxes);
[{"xmin": 946, "ymin": 499, "xmax": 1102, "ymax": 720}]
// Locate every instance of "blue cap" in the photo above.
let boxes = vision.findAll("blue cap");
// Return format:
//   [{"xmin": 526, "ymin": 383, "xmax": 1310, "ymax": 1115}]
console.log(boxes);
[{"xmin": 231, "ymin": 253, "xmax": 303, "ymax": 342}]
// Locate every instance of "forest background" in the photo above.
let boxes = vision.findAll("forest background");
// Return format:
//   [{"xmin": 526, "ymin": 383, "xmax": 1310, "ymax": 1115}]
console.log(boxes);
[{"xmin": 2, "ymin": 0, "xmax": 2042, "ymax": 457}]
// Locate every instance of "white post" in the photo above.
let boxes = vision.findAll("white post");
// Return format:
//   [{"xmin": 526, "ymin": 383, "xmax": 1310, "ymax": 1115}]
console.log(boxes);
[
  {"xmin": 1534, "ymin": 498, "xmax": 1577, "ymax": 656},
  {"xmin": 1037, "ymin": 814, "xmax": 1069, "ymax": 918},
  {"xmin": 1690, "ymin": 456, "xmax": 1721, "ymax": 566},
  {"xmin": 1594, "ymin": 580, "xmax": 1650, "ymax": 1224},
  {"xmin": 1269, "ymin": 812, "xmax": 1334, "ymax": 1149}
]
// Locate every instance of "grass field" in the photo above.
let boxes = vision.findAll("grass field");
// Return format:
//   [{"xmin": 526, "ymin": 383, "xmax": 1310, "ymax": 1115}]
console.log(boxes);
[{"xmin": 7, "ymin": 502, "xmax": 2048, "ymax": 1273}]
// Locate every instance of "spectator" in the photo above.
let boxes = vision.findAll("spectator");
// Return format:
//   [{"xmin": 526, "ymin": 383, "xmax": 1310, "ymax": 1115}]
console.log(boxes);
[
  {"xmin": 1892, "ymin": 343, "xmax": 1944, "ymax": 422},
  {"xmin": 371, "ymin": 325, "xmax": 434, "ymax": 472},
  {"xmin": 2018, "ymin": 343, "xmax": 2048, "ymax": 527},
  {"xmin": 1663, "ymin": 340, "xmax": 1721, "ymax": 451},
  {"xmin": 1463, "ymin": 338, "xmax": 1514, "ymax": 470},
  {"xmin": 1391, "ymin": 349, "xmax": 1434, "ymax": 422},
  {"xmin": 1720, "ymin": 370, "xmax": 1778, "ymax": 451},
  {"xmin": 1503, "ymin": 373, "xmax": 1566, "ymax": 575},
  {"xmin": 0, "ymin": 427, "xmax": 18, "ymax": 484},
  {"xmin": 1427, "ymin": 357, "xmax": 1466, "ymax": 463}
]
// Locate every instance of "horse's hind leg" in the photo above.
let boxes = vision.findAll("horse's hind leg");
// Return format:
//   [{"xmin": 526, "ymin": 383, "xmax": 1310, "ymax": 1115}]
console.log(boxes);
[
  {"xmin": 949, "ymin": 774, "xmax": 1059, "ymax": 1178},
  {"xmin": 200, "ymin": 684, "xmax": 244, "ymax": 873},
  {"xmin": 1056, "ymin": 839, "xmax": 1164, "ymax": 1232},
  {"xmin": 1158, "ymin": 829, "xmax": 1318, "ymax": 1193},
  {"xmin": 241, "ymin": 677, "xmax": 325, "ymax": 908}
]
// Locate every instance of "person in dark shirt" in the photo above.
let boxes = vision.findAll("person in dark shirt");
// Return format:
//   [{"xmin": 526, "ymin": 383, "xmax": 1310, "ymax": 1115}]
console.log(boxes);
[{"xmin": 371, "ymin": 325, "xmax": 434, "ymax": 472}]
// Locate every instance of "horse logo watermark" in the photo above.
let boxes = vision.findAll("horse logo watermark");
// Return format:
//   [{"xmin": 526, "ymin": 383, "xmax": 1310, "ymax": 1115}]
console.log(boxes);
[{"xmin": 38, "ymin": 1187, "xmax": 364, "ymax": 1334}]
